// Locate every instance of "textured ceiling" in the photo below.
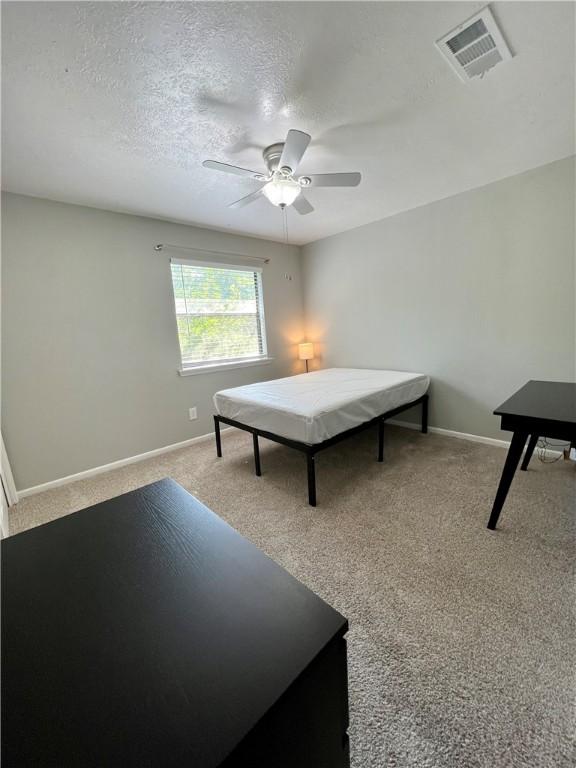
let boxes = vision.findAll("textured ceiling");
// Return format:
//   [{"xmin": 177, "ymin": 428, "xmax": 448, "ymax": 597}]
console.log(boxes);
[{"xmin": 2, "ymin": 1, "xmax": 575, "ymax": 245}]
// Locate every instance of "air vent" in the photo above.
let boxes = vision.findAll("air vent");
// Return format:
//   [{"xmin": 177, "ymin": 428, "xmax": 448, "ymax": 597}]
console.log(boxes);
[{"xmin": 436, "ymin": 6, "xmax": 512, "ymax": 82}]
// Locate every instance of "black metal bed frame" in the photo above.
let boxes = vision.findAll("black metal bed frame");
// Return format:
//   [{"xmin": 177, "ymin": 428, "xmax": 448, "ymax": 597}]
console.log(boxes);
[{"xmin": 213, "ymin": 393, "xmax": 429, "ymax": 507}]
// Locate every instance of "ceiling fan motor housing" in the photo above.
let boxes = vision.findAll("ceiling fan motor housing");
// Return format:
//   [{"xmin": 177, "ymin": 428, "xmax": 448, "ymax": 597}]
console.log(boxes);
[{"xmin": 263, "ymin": 143, "xmax": 288, "ymax": 174}]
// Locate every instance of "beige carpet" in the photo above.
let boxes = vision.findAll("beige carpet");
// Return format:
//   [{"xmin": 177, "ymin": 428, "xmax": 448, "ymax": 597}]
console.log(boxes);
[{"xmin": 9, "ymin": 426, "xmax": 576, "ymax": 767}]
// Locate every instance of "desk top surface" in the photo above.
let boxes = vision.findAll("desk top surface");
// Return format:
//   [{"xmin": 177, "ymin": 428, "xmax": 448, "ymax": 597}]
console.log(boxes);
[
  {"xmin": 2, "ymin": 479, "xmax": 347, "ymax": 768},
  {"xmin": 494, "ymin": 380, "xmax": 576, "ymax": 424}
]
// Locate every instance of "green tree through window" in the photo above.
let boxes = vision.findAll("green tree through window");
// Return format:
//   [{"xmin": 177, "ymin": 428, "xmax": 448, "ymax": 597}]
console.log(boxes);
[{"xmin": 170, "ymin": 262, "xmax": 267, "ymax": 367}]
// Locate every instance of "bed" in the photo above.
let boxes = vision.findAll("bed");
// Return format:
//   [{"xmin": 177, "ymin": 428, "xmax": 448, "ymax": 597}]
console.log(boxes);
[{"xmin": 213, "ymin": 368, "xmax": 430, "ymax": 506}]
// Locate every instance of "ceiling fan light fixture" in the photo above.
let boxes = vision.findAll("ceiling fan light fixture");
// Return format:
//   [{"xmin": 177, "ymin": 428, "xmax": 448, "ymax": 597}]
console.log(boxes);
[{"xmin": 262, "ymin": 178, "xmax": 302, "ymax": 207}]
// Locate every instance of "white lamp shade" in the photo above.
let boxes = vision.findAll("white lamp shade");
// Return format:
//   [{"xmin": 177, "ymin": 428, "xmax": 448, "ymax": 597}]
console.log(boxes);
[
  {"xmin": 298, "ymin": 342, "xmax": 314, "ymax": 361},
  {"xmin": 262, "ymin": 178, "xmax": 301, "ymax": 207}
]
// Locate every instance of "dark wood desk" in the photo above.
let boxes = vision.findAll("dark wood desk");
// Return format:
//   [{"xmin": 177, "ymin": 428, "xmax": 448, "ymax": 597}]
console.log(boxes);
[
  {"xmin": 487, "ymin": 381, "xmax": 576, "ymax": 530},
  {"xmin": 2, "ymin": 479, "xmax": 349, "ymax": 767}
]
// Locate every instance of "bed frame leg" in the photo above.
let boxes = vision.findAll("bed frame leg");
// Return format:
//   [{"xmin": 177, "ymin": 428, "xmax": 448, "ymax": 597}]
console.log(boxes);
[
  {"xmin": 421, "ymin": 395, "xmax": 429, "ymax": 434},
  {"xmin": 307, "ymin": 453, "xmax": 317, "ymax": 507},
  {"xmin": 214, "ymin": 415, "xmax": 222, "ymax": 457},
  {"xmin": 377, "ymin": 418, "xmax": 385, "ymax": 462},
  {"xmin": 253, "ymin": 433, "xmax": 262, "ymax": 476}
]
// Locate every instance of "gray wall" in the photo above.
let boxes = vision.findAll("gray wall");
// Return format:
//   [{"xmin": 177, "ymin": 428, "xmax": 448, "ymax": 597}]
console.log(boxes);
[
  {"xmin": 4, "ymin": 157, "xmax": 575, "ymax": 488},
  {"xmin": 302, "ymin": 157, "xmax": 576, "ymax": 439},
  {"xmin": 2, "ymin": 194, "xmax": 303, "ymax": 489}
]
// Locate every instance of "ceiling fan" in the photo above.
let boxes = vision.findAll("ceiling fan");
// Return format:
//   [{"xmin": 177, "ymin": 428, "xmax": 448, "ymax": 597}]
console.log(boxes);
[{"xmin": 202, "ymin": 129, "xmax": 361, "ymax": 215}]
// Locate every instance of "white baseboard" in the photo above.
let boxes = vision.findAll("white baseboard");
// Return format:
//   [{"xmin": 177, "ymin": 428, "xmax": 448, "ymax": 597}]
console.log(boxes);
[
  {"xmin": 388, "ymin": 419, "xmax": 565, "ymax": 456},
  {"xmin": 17, "ymin": 428, "xmax": 233, "ymax": 499},
  {"xmin": 17, "ymin": 420, "xmax": 566, "ymax": 501},
  {"xmin": 388, "ymin": 419, "xmax": 512, "ymax": 448}
]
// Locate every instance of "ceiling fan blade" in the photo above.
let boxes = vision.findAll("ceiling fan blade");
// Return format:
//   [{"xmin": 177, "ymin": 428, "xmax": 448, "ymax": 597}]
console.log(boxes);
[
  {"xmin": 203, "ymin": 160, "xmax": 264, "ymax": 180},
  {"xmin": 302, "ymin": 172, "xmax": 361, "ymax": 187},
  {"xmin": 228, "ymin": 188, "xmax": 264, "ymax": 209},
  {"xmin": 279, "ymin": 130, "xmax": 311, "ymax": 173},
  {"xmin": 292, "ymin": 195, "xmax": 314, "ymax": 215}
]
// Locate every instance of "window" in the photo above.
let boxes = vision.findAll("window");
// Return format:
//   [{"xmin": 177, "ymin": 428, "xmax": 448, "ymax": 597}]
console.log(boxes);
[{"xmin": 170, "ymin": 258, "xmax": 268, "ymax": 371}]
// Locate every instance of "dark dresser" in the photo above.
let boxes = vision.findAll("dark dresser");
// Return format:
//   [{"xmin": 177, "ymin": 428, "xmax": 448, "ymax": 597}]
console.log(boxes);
[{"xmin": 2, "ymin": 479, "xmax": 349, "ymax": 767}]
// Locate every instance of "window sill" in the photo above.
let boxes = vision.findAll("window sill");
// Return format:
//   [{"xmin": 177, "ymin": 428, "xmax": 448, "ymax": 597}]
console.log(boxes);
[{"xmin": 178, "ymin": 357, "xmax": 274, "ymax": 377}]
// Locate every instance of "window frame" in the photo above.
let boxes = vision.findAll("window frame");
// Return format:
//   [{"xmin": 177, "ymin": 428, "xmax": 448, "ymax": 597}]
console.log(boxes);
[{"xmin": 170, "ymin": 256, "xmax": 272, "ymax": 376}]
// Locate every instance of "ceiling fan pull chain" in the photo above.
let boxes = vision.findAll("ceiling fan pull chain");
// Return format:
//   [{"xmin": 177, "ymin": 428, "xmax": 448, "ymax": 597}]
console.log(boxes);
[{"xmin": 282, "ymin": 205, "xmax": 289, "ymax": 244}]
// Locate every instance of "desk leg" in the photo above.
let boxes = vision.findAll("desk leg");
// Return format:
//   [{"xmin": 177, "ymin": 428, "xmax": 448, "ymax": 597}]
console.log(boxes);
[
  {"xmin": 487, "ymin": 430, "xmax": 528, "ymax": 530},
  {"xmin": 520, "ymin": 434, "xmax": 539, "ymax": 471}
]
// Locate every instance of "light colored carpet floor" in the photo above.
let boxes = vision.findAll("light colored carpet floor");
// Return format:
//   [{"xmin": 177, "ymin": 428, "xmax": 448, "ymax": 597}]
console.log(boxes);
[{"xmin": 9, "ymin": 426, "xmax": 576, "ymax": 767}]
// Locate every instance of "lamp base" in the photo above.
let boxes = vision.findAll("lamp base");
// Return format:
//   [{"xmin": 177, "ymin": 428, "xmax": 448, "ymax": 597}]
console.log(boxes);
[{"xmin": 305, "ymin": 360, "xmax": 309, "ymax": 373}]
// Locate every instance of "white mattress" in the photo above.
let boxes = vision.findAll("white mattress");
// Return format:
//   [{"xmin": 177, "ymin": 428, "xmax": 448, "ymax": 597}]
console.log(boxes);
[{"xmin": 213, "ymin": 368, "xmax": 430, "ymax": 445}]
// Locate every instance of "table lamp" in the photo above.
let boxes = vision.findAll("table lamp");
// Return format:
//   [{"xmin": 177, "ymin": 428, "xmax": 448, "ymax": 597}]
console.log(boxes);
[{"xmin": 298, "ymin": 342, "xmax": 314, "ymax": 373}]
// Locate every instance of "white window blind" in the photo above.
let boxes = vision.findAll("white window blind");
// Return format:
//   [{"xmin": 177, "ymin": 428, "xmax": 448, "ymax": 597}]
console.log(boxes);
[{"xmin": 170, "ymin": 258, "xmax": 268, "ymax": 369}]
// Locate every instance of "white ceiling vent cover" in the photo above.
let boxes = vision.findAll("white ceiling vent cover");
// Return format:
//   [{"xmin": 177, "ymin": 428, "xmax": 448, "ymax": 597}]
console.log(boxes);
[{"xmin": 436, "ymin": 6, "xmax": 512, "ymax": 82}]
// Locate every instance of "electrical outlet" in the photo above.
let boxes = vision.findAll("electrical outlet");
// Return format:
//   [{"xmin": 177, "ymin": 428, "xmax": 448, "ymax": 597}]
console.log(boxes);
[{"xmin": 188, "ymin": 407, "xmax": 198, "ymax": 421}]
